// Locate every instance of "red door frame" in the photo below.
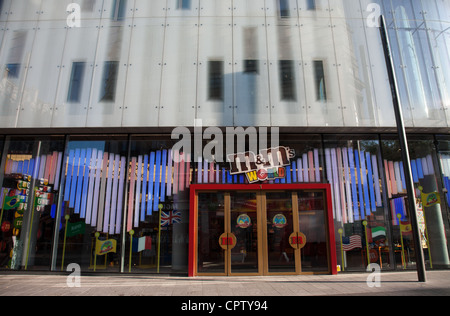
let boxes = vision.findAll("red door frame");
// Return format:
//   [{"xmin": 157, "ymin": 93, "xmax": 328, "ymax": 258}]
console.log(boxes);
[{"xmin": 188, "ymin": 183, "xmax": 337, "ymax": 277}]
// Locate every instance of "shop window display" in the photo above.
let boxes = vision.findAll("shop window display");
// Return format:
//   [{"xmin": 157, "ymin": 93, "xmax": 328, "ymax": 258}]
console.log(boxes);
[{"xmin": 0, "ymin": 136, "xmax": 65, "ymax": 270}]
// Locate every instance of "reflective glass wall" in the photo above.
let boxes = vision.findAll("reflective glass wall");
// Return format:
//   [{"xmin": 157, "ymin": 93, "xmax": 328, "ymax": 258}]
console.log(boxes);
[
  {"xmin": 0, "ymin": 133, "xmax": 449, "ymax": 273},
  {"xmin": 0, "ymin": 0, "xmax": 448, "ymax": 128}
]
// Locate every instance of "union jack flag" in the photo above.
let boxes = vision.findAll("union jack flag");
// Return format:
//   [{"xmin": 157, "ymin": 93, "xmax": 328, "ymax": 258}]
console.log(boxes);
[{"xmin": 161, "ymin": 210, "xmax": 182, "ymax": 227}]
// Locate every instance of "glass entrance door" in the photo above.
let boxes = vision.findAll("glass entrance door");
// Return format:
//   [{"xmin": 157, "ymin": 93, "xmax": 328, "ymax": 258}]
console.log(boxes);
[
  {"xmin": 229, "ymin": 192, "xmax": 260, "ymax": 274},
  {"xmin": 194, "ymin": 187, "xmax": 332, "ymax": 276},
  {"xmin": 263, "ymin": 191, "xmax": 298, "ymax": 274}
]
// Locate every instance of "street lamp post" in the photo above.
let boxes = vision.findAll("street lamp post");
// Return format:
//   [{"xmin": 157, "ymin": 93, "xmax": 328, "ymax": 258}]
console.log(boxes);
[{"xmin": 379, "ymin": 15, "xmax": 427, "ymax": 282}]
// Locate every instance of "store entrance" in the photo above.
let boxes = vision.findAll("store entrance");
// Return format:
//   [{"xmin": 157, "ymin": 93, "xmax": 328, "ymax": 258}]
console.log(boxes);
[{"xmin": 189, "ymin": 184, "xmax": 337, "ymax": 276}]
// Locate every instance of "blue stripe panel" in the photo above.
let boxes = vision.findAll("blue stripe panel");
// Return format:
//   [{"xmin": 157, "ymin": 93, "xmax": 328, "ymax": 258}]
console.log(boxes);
[
  {"xmin": 399, "ymin": 161, "xmax": 406, "ymax": 191},
  {"xmin": 23, "ymin": 160, "xmax": 29, "ymax": 175},
  {"xmin": 286, "ymin": 166, "xmax": 291, "ymax": 183},
  {"xmin": 411, "ymin": 159, "xmax": 419, "ymax": 183},
  {"xmin": 394, "ymin": 197, "xmax": 405, "ymax": 224},
  {"xmin": 160, "ymin": 150, "xmax": 167, "ymax": 203},
  {"xmin": 354, "ymin": 150, "xmax": 364, "ymax": 219},
  {"xmin": 445, "ymin": 177, "xmax": 450, "ymax": 204},
  {"xmin": 141, "ymin": 155, "xmax": 148, "ymax": 221},
  {"xmin": 416, "ymin": 159, "xmax": 424, "ymax": 179},
  {"xmin": 51, "ymin": 204, "xmax": 56, "ymax": 219},
  {"xmin": 348, "ymin": 149, "xmax": 359, "ymax": 220},
  {"xmin": 365, "ymin": 152, "xmax": 376, "ymax": 213},
  {"xmin": 153, "ymin": 150, "xmax": 161, "ymax": 212},
  {"xmin": 227, "ymin": 171, "xmax": 232, "ymax": 183},
  {"xmin": 80, "ymin": 148, "xmax": 92, "ymax": 218},
  {"xmin": 29, "ymin": 158, "xmax": 35, "ymax": 179},
  {"xmin": 64, "ymin": 151, "xmax": 74, "ymax": 201},
  {"xmin": 17, "ymin": 161, "xmax": 23, "ymax": 174},
  {"xmin": 74, "ymin": 149, "xmax": 85, "ymax": 214},
  {"xmin": 292, "ymin": 161, "xmax": 297, "ymax": 183},
  {"xmin": 222, "ymin": 168, "xmax": 226, "ymax": 184},
  {"xmin": 69, "ymin": 149, "xmax": 80, "ymax": 208},
  {"xmin": 147, "ymin": 152, "xmax": 155, "ymax": 215},
  {"xmin": 360, "ymin": 151, "xmax": 370, "ymax": 216}
]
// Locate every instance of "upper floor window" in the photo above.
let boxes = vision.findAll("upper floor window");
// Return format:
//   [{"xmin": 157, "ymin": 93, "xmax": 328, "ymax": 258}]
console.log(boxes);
[
  {"xmin": 100, "ymin": 61, "xmax": 119, "ymax": 102},
  {"xmin": 313, "ymin": 60, "xmax": 327, "ymax": 102},
  {"xmin": 307, "ymin": 0, "xmax": 316, "ymax": 10},
  {"xmin": 67, "ymin": 62, "xmax": 86, "ymax": 103},
  {"xmin": 208, "ymin": 60, "xmax": 224, "ymax": 101},
  {"xmin": 279, "ymin": 0, "xmax": 290, "ymax": 17},
  {"xmin": 111, "ymin": 0, "xmax": 127, "ymax": 21},
  {"xmin": 279, "ymin": 60, "xmax": 296, "ymax": 101},
  {"xmin": 177, "ymin": 0, "xmax": 191, "ymax": 10},
  {"xmin": 5, "ymin": 64, "xmax": 20, "ymax": 79}
]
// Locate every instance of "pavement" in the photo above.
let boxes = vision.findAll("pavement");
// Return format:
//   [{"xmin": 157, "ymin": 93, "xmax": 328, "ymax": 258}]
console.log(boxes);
[{"xmin": 1, "ymin": 270, "xmax": 450, "ymax": 298}]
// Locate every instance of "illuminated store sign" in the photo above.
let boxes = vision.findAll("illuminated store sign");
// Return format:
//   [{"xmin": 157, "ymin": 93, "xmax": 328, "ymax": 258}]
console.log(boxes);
[{"xmin": 227, "ymin": 146, "xmax": 295, "ymax": 183}]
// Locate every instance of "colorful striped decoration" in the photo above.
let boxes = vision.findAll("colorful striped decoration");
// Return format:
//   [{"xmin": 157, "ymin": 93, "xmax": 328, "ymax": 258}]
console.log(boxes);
[{"xmin": 3, "ymin": 144, "xmax": 447, "ymax": 232}]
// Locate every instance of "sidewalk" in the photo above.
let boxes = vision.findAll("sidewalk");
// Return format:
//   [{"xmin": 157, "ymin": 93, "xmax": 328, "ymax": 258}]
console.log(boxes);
[{"xmin": 1, "ymin": 270, "xmax": 450, "ymax": 296}]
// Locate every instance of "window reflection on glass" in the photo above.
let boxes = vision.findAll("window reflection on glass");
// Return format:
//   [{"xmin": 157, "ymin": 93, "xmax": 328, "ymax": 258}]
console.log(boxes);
[
  {"xmin": 99, "ymin": 61, "xmax": 119, "ymax": 102},
  {"xmin": 67, "ymin": 62, "xmax": 86, "ymax": 103},
  {"xmin": 0, "ymin": 136, "xmax": 65, "ymax": 271}
]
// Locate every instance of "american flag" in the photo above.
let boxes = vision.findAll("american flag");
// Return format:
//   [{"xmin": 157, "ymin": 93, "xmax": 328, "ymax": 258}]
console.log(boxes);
[
  {"xmin": 342, "ymin": 235, "xmax": 362, "ymax": 251},
  {"xmin": 161, "ymin": 210, "xmax": 182, "ymax": 227}
]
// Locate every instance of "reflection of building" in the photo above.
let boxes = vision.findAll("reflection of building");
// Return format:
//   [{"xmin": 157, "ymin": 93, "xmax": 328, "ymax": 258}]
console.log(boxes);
[{"xmin": 0, "ymin": 0, "xmax": 449, "ymax": 277}]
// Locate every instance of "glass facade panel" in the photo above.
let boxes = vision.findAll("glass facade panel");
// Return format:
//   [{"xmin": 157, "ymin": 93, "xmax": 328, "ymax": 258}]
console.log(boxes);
[
  {"xmin": 0, "ymin": 0, "xmax": 447, "ymax": 128},
  {"xmin": 0, "ymin": 0, "xmax": 449, "ymax": 278}
]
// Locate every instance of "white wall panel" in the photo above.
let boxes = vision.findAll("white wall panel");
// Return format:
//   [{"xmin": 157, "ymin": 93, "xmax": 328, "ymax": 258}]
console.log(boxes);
[
  {"xmin": 86, "ymin": 21, "xmax": 131, "ymax": 127},
  {"xmin": 122, "ymin": 18, "xmax": 164, "ymax": 127},
  {"xmin": 233, "ymin": 17, "xmax": 271, "ymax": 126},
  {"xmin": 197, "ymin": 17, "xmax": 232, "ymax": 126},
  {"xmin": 52, "ymin": 20, "xmax": 100, "ymax": 128},
  {"xmin": 266, "ymin": 18, "xmax": 307, "ymax": 126},
  {"xmin": 159, "ymin": 18, "xmax": 197, "ymax": 126},
  {"xmin": 17, "ymin": 21, "xmax": 66, "ymax": 127},
  {"xmin": 0, "ymin": 22, "xmax": 36, "ymax": 127}
]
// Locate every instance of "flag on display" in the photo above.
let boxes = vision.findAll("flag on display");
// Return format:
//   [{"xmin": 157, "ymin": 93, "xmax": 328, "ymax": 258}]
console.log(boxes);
[
  {"xmin": 161, "ymin": 210, "xmax": 181, "ymax": 227},
  {"xmin": 4, "ymin": 196, "xmax": 20, "ymax": 210},
  {"xmin": 342, "ymin": 235, "xmax": 362, "ymax": 251},
  {"xmin": 371, "ymin": 226, "xmax": 386, "ymax": 241}
]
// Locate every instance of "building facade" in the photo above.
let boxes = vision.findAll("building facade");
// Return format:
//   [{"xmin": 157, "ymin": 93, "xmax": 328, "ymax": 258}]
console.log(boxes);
[{"xmin": 0, "ymin": 0, "xmax": 449, "ymax": 276}]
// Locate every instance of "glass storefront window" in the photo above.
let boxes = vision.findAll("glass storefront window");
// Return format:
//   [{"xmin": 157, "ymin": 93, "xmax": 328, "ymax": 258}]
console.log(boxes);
[
  {"xmin": 381, "ymin": 135, "xmax": 450, "ymax": 270},
  {"xmin": 124, "ymin": 135, "xmax": 189, "ymax": 274},
  {"xmin": 0, "ymin": 136, "xmax": 65, "ymax": 270},
  {"xmin": 324, "ymin": 135, "xmax": 390, "ymax": 271},
  {"xmin": 54, "ymin": 136, "xmax": 128, "ymax": 273}
]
